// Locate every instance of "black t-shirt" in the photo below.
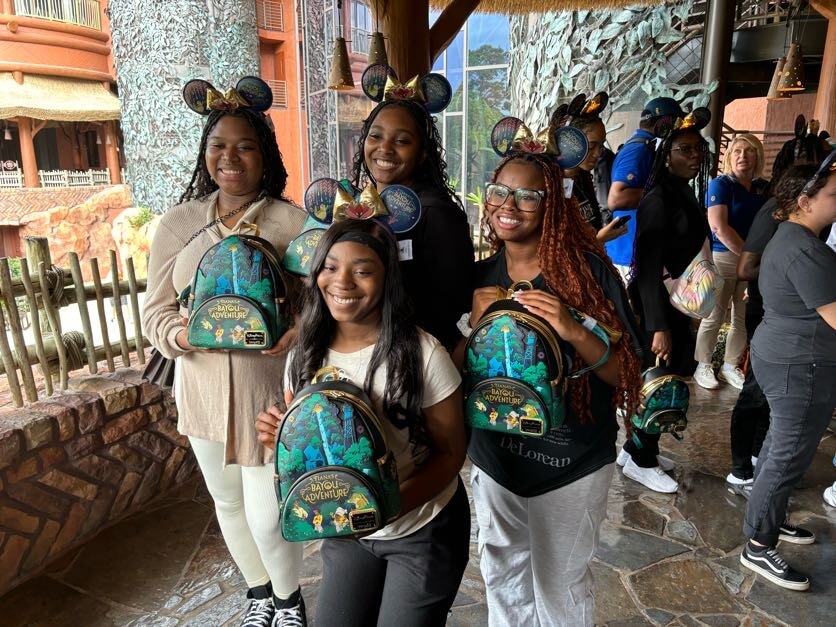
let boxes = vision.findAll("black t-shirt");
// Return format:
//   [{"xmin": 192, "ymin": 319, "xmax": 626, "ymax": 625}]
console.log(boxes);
[
  {"xmin": 397, "ymin": 184, "xmax": 475, "ymax": 351},
  {"xmin": 741, "ymin": 197, "xmax": 779, "ymax": 315},
  {"xmin": 753, "ymin": 221, "xmax": 836, "ymax": 364},
  {"xmin": 467, "ymin": 250, "xmax": 645, "ymax": 497}
]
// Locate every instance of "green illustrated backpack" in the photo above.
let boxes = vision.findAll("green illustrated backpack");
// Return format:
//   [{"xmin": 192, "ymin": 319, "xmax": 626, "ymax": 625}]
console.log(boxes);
[
  {"xmin": 630, "ymin": 358, "xmax": 690, "ymax": 439},
  {"xmin": 275, "ymin": 367, "xmax": 401, "ymax": 542},
  {"xmin": 186, "ymin": 234, "xmax": 289, "ymax": 350},
  {"xmin": 464, "ymin": 282, "xmax": 616, "ymax": 437},
  {"xmin": 464, "ymin": 282, "xmax": 570, "ymax": 437}
]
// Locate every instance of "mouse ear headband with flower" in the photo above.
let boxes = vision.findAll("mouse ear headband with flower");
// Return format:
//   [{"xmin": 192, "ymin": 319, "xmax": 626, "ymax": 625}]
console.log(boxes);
[
  {"xmin": 282, "ymin": 178, "xmax": 422, "ymax": 276},
  {"xmin": 360, "ymin": 63, "xmax": 453, "ymax": 114},
  {"xmin": 490, "ymin": 114, "xmax": 589, "ymax": 170},
  {"xmin": 182, "ymin": 76, "xmax": 273, "ymax": 115}
]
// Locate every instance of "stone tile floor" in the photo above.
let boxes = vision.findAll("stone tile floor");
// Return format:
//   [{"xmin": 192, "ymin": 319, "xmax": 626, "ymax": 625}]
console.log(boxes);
[{"xmin": 1, "ymin": 383, "xmax": 834, "ymax": 626}]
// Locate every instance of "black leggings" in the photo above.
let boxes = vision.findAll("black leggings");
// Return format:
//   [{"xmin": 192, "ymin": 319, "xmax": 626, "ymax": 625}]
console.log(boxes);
[{"xmin": 315, "ymin": 478, "xmax": 470, "ymax": 627}]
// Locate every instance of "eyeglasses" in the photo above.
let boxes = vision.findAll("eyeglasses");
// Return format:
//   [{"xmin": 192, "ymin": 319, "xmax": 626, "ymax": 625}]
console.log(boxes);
[
  {"xmin": 800, "ymin": 150, "xmax": 836, "ymax": 196},
  {"xmin": 485, "ymin": 183, "xmax": 546, "ymax": 212},
  {"xmin": 670, "ymin": 144, "xmax": 707, "ymax": 156}
]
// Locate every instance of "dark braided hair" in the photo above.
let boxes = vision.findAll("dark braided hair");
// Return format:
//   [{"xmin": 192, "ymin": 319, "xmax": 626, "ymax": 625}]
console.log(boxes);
[
  {"xmin": 350, "ymin": 100, "xmax": 462, "ymax": 210},
  {"xmin": 179, "ymin": 109, "xmax": 289, "ymax": 203},
  {"xmin": 482, "ymin": 153, "xmax": 643, "ymax": 429},
  {"xmin": 642, "ymin": 128, "xmax": 711, "ymax": 204}
]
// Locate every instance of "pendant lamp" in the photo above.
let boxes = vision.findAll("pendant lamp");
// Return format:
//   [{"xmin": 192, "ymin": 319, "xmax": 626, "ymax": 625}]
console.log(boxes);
[
  {"xmin": 777, "ymin": 42, "xmax": 805, "ymax": 93},
  {"xmin": 328, "ymin": 1, "xmax": 354, "ymax": 90},
  {"xmin": 766, "ymin": 57, "xmax": 789, "ymax": 100},
  {"xmin": 368, "ymin": 31, "xmax": 387, "ymax": 66}
]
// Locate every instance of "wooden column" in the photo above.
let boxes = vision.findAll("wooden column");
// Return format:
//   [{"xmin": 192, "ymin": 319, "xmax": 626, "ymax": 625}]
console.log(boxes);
[
  {"xmin": 16, "ymin": 116, "xmax": 39, "ymax": 188},
  {"xmin": 105, "ymin": 121, "xmax": 121, "ymax": 184},
  {"xmin": 71, "ymin": 124, "xmax": 83, "ymax": 170},
  {"xmin": 1, "ymin": 0, "xmax": 15, "ymax": 15},
  {"xmin": 812, "ymin": 1, "xmax": 836, "ymax": 134}
]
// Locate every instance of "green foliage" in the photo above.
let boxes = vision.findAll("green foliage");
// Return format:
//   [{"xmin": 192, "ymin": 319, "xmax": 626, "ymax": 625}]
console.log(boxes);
[
  {"xmin": 128, "ymin": 206, "xmax": 155, "ymax": 229},
  {"xmin": 343, "ymin": 439, "xmax": 373, "ymax": 470}
]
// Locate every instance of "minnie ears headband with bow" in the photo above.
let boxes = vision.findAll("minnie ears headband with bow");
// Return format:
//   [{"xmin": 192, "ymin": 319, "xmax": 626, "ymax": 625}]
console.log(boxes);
[
  {"xmin": 490, "ymin": 92, "xmax": 610, "ymax": 169},
  {"xmin": 282, "ymin": 178, "xmax": 422, "ymax": 276},
  {"xmin": 182, "ymin": 76, "xmax": 273, "ymax": 115},
  {"xmin": 360, "ymin": 63, "xmax": 452, "ymax": 114},
  {"xmin": 654, "ymin": 107, "xmax": 711, "ymax": 138}
]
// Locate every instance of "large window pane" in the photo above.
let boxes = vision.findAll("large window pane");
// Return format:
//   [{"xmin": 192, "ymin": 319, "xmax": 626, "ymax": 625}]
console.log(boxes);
[
  {"xmin": 444, "ymin": 114, "xmax": 463, "ymax": 194},
  {"xmin": 467, "ymin": 14, "xmax": 509, "ymax": 66},
  {"xmin": 465, "ymin": 69, "xmax": 507, "ymax": 205},
  {"xmin": 446, "ymin": 31, "xmax": 464, "ymax": 112}
]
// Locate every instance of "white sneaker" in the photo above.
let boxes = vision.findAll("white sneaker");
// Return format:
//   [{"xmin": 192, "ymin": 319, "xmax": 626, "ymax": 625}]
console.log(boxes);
[
  {"xmin": 617, "ymin": 447, "xmax": 675, "ymax": 471},
  {"xmin": 694, "ymin": 363, "xmax": 720, "ymax": 390},
  {"xmin": 824, "ymin": 483, "xmax": 836, "ymax": 508},
  {"xmin": 622, "ymin": 458, "xmax": 678, "ymax": 493},
  {"xmin": 718, "ymin": 364, "xmax": 745, "ymax": 390}
]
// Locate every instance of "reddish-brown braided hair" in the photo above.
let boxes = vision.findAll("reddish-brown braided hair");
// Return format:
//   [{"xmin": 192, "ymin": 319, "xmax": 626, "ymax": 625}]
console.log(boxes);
[{"xmin": 482, "ymin": 154, "xmax": 642, "ymax": 430}]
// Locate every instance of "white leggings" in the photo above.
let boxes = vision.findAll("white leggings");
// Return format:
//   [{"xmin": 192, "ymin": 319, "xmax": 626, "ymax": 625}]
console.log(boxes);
[{"xmin": 189, "ymin": 437, "xmax": 303, "ymax": 597}]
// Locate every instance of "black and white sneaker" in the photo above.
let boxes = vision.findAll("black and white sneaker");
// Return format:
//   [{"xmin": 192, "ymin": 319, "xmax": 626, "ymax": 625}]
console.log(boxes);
[
  {"xmin": 778, "ymin": 522, "xmax": 815, "ymax": 545},
  {"xmin": 241, "ymin": 596, "xmax": 275, "ymax": 627},
  {"xmin": 740, "ymin": 542, "xmax": 810, "ymax": 591},
  {"xmin": 272, "ymin": 588, "xmax": 307, "ymax": 627}
]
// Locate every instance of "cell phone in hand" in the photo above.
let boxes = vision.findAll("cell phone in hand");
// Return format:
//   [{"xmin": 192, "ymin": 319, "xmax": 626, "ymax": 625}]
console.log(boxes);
[{"xmin": 611, "ymin": 215, "xmax": 632, "ymax": 228}]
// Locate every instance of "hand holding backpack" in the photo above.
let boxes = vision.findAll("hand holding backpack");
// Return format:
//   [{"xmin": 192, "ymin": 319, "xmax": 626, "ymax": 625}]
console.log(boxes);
[{"xmin": 275, "ymin": 367, "xmax": 401, "ymax": 542}]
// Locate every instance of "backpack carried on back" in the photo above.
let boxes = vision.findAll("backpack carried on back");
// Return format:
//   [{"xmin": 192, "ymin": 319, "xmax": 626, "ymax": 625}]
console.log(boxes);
[
  {"xmin": 186, "ymin": 234, "xmax": 289, "ymax": 349},
  {"xmin": 275, "ymin": 367, "xmax": 401, "ymax": 542}
]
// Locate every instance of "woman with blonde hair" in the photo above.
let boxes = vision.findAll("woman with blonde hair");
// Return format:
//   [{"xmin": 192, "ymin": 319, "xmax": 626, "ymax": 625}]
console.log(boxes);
[{"xmin": 693, "ymin": 134, "xmax": 769, "ymax": 391}]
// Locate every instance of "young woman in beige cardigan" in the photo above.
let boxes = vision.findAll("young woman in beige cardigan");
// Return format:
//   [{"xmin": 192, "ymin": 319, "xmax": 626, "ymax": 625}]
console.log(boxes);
[{"xmin": 142, "ymin": 82, "xmax": 308, "ymax": 627}]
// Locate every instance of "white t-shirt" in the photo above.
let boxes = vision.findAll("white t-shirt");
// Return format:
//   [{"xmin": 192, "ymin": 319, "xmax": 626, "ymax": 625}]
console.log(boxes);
[
  {"xmin": 284, "ymin": 329, "xmax": 462, "ymax": 540},
  {"xmin": 827, "ymin": 223, "xmax": 836, "ymax": 253}
]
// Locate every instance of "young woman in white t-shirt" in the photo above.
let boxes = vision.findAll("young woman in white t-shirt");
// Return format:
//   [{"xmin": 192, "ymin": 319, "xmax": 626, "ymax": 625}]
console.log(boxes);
[{"xmin": 256, "ymin": 218, "xmax": 469, "ymax": 626}]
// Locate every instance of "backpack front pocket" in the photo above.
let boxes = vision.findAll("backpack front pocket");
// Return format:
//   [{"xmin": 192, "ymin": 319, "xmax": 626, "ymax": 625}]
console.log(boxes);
[
  {"xmin": 188, "ymin": 294, "xmax": 272, "ymax": 349},
  {"xmin": 279, "ymin": 466, "xmax": 385, "ymax": 541},
  {"xmin": 466, "ymin": 377, "xmax": 552, "ymax": 436}
]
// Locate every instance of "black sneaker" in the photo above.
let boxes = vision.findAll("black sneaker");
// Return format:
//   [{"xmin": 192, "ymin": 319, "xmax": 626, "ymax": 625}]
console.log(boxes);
[
  {"xmin": 272, "ymin": 588, "xmax": 307, "ymax": 627},
  {"xmin": 779, "ymin": 522, "xmax": 815, "ymax": 545},
  {"xmin": 241, "ymin": 597, "xmax": 275, "ymax": 627},
  {"xmin": 740, "ymin": 542, "xmax": 810, "ymax": 591}
]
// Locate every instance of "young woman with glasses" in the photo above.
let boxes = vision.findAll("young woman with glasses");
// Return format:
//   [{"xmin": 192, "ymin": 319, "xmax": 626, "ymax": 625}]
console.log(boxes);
[
  {"xmin": 461, "ymin": 151, "xmax": 643, "ymax": 625},
  {"xmin": 623, "ymin": 121, "xmax": 713, "ymax": 494}
]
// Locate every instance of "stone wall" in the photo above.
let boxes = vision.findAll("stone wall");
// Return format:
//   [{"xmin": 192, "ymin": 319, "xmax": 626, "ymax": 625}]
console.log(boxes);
[{"xmin": 0, "ymin": 369, "xmax": 195, "ymax": 595}]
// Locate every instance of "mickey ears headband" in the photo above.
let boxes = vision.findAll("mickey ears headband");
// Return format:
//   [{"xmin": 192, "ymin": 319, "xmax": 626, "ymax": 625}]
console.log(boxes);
[
  {"xmin": 654, "ymin": 107, "xmax": 712, "ymax": 138},
  {"xmin": 361, "ymin": 63, "xmax": 452, "ymax": 114},
  {"xmin": 183, "ymin": 76, "xmax": 273, "ymax": 115},
  {"xmin": 282, "ymin": 178, "xmax": 422, "ymax": 276},
  {"xmin": 491, "ymin": 117, "xmax": 589, "ymax": 170}
]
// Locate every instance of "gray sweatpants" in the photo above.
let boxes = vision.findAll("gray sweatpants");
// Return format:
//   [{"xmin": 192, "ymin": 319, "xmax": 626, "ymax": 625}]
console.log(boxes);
[{"xmin": 471, "ymin": 463, "xmax": 613, "ymax": 627}]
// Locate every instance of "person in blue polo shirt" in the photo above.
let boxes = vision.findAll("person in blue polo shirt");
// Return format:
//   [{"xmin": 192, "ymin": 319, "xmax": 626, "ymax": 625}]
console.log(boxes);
[
  {"xmin": 606, "ymin": 97, "xmax": 683, "ymax": 280},
  {"xmin": 694, "ymin": 134, "xmax": 770, "ymax": 392}
]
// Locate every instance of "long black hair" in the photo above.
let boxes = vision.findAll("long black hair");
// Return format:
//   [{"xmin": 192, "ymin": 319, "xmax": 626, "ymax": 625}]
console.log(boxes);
[
  {"xmin": 288, "ymin": 219, "xmax": 429, "ymax": 448},
  {"xmin": 179, "ymin": 109, "xmax": 289, "ymax": 203},
  {"xmin": 350, "ymin": 100, "xmax": 462, "ymax": 210}
]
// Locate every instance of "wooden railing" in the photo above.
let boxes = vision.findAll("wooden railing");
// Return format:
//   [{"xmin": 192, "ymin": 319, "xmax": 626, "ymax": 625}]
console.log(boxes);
[
  {"xmin": 13, "ymin": 0, "xmax": 102, "ymax": 30},
  {"xmin": 0, "ymin": 170, "xmax": 24, "ymax": 189},
  {"xmin": 36, "ymin": 169, "xmax": 111, "ymax": 188},
  {"xmin": 0, "ymin": 237, "xmax": 148, "ymax": 407}
]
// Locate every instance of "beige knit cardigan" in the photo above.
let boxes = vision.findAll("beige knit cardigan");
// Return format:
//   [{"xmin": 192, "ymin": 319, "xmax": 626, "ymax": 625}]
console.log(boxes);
[{"xmin": 142, "ymin": 191, "xmax": 307, "ymax": 466}]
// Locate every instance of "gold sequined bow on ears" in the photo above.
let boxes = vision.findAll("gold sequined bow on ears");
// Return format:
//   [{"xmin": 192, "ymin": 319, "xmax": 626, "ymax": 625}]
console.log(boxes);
[
  {"xmin": 383, "ymin": 75, "xmax": 425, "ymax": 103},
  {"xmin": 333, "ymin": 185, "xmax": 390, "ymax": 221},
  {"xmin": 672, "ymin": 112, "xmax": 699, "ymax": 131},
  {"xmin": 206, "ymin": 87, "xmax": 251, "ymax": 111},
  {"xmin": 511, "ymin": 123, "xmax": 558, "ymax": 155}
]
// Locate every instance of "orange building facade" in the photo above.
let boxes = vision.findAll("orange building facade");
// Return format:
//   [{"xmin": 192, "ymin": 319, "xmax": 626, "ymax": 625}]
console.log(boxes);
[{"xmin": 0, "ymin": 0, "xmax": 123, "ymax": 189}]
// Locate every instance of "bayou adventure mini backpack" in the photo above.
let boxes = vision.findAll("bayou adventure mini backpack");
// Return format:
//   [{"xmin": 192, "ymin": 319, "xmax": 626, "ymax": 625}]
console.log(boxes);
[
  {"xmin": 186, "ymin": 234, "xmax": 289, "ymax": 349},
  {"xmin": 275, "ymin": 368, "xmax": 401, "ymax": 542},
  {"xmin": 464, "ymin": 282, "xmax": 570, "ymax": 437}
]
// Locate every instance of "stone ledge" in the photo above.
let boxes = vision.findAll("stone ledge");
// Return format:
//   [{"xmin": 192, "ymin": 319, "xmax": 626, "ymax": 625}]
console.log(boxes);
[{"xmin": 0, "ymin": 369, "xmax": 193, "ymax": 595}]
